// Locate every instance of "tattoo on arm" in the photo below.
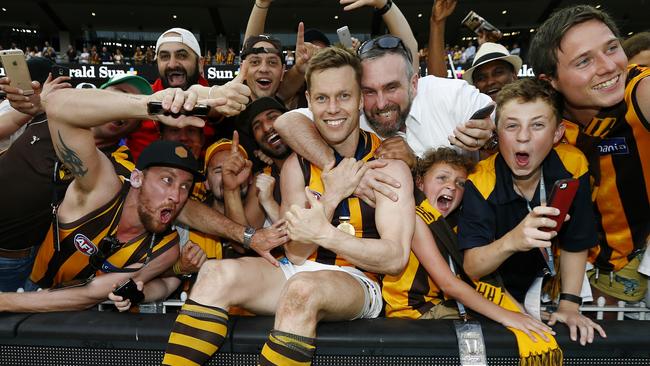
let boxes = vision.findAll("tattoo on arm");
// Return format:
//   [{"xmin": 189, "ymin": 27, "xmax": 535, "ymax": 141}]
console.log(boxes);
[{"xmin": 56, "ymin": 131, "xmax": 88, "ymax": 177}]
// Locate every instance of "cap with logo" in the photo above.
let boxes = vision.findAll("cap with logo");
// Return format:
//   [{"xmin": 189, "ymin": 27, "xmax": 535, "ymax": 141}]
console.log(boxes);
[
  {"xmin": 156, "ymin": 28, "xmax": 202, "ymax": 58},
  {"xmin": 462, "ymin": 42, "xmax": 522, "ymax": 85},
  {"xmin": 136, "ymin": 140, "xmax": 204, "ymax": 181},
  {"xmin": 100, "ymin": 74, "xmax": 153, "ymax": 95},
  {"xmin": 203, "ymin": 139, "xmax": 249, "ymax": 173},
  {"xmin": 241, "ymin": 35, "xmax": 283, "ymax": 62}
]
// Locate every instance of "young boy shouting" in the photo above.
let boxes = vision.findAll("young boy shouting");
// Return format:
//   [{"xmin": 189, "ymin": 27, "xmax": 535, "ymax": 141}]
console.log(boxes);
[{"xmin": 458, "ymin": 78, "xmax": 606, "ymax": 345}]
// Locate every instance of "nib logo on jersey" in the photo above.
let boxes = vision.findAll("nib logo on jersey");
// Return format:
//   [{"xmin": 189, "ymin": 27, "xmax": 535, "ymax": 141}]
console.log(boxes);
[{"xmin": 74, "ymin": 233, "xmax": 99, "ymax": 256}]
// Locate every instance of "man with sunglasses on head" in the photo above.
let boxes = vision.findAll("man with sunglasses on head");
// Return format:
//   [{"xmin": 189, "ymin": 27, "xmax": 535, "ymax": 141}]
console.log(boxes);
[
  {"xmin": 275, "ymin": 0, "xmax": 494, "ymax": 206},
  {"xmin": 0, "ymin": 84, "xmax": 211, "ymax": 312}
]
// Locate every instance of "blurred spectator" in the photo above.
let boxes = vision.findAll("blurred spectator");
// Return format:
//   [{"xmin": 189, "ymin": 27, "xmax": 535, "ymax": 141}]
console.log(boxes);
[
  {"xmin": 100, "ymin": 46, "xmax": 112, "ymax": 63},
  {"xmin": 215, "ymin": 47, "xmax": 225, "ymax": 64},
  {"xmin": 25, "ymin": 47, "xmax": 34, "ymax": 60},
  {"xmin": 66, "ymin": 45, "xmax": 77, "ymax": 63},
  {"xmin": 42, "ymin": 42, "xmax": 56, "ymax": 62},
  {"xmin": 79, "ymin": 47, "xmax": 90, "ymax": 64},
  {"xmin": 510, "ymin": 42, "xmax": 521, "ymax": 56},
  {"xmin": 32, "ymin": 45, "xmax": 42, "ymax": 58},
  {"xmin": 133, "ymin": 46, "xmax": 145, "ymax": 65},
  {"xmin": 285, "ymin": 50, "xmax": 295, "ymax": 67},
  {"xmin": 225, "ymin": 47, "xmax": 236, "ymax": 64},
  {"xmin": 144, "ymin": 46, "xmax": 155, "ymax": 64},
  {"xmin": 460, "ymin": 40, "xmax": 476, "ymax": 67},
  {"xmin": 205, "ymin": 50, "xmax": 214, "ymax": 66},
  {"xmin": 113, "ymin": 48, "xmax": 124, "ymax": 64},
  {"xmin": 90, "ymin": 46, "xmax": 100, "ymax": 64},
  {"xmin": 623, "ymin": 31, "xmax": 650, "ymax": 66},
  {"xmin": 10, "ymin": 42, "xmax": 19, "ymax": 50}
]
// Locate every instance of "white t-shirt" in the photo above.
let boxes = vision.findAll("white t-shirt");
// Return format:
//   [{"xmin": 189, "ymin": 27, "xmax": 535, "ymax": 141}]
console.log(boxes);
[{"xmin": 289, "ymin": 75, "xmax": 491, "ymax": 158}]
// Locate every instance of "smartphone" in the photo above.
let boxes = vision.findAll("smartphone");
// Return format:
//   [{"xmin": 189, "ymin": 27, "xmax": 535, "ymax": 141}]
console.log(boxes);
[
  {"xmin": 461, "ymin": 11, "xmax": 502, "ymax": 37},
  {"xmin": 337, "ymin": 26, "xmax": 353, "ymax": 49},
  {"xmin": 0, "ymin": 49, "xmax": 34, "ymax": 95},
  {"xmin": 113, "ymin": 278, "xmax": 144, "ymax": 304},
  {"xmin": 542, "ymin": 178, "xmax": 579, "ymax": 233},
  {"xmin": 147, "ymin": 101, "xmax": 211, "ymax": 117},
  {"xmin": 51, "ymin": 64, "xmax": 70, "ymax": 77},
  {"xmin": 470, "ymin": 104, "xmax": 495, "ymax": 119}
]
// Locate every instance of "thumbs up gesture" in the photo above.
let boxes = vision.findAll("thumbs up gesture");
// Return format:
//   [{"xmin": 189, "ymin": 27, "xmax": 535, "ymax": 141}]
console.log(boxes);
[
  {"xmin": 201, "ymin": 60, "xmax": 252, "ymax": 117},
  {"xmin": 285, "ymin": 187, "xmax": 330, "ymax": 244}
]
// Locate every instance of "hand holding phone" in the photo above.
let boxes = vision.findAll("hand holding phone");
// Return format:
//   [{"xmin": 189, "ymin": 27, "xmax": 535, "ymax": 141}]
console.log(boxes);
[
  {"xmin": 112, "ymin": 278, "xmax": 144, "ymax": 304},
  {"xmin": 470, "ymin": 104, "xmax": 495, "ymax": 120},
  {"xmin": 0, "ymin": 50, "xmax": 34, "ymax": 95},
  {"xmin": 541, "ymin": 178, "xmax": 579, "ymax": 233},
  {"xmin": 147, "ymin": 101, "xmax": 211, "ymax": 117},
  {"xmin": 337, "ymin": 26, "xmax": 353, "ymax": 49}
]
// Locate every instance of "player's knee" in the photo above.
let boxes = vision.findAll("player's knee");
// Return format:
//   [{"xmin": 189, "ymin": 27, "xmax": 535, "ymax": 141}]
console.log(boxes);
[
  {"xmin": 279, "ymin": 273, "xmax": 322, "ymax": 316},
  {"xmin": 193, "ymin": 259, "xmax": 241, "ymax": 294}
]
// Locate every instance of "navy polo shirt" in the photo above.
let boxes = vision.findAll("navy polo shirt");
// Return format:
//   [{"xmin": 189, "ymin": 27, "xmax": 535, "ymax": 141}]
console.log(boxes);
[{"xmin": 458, "ymin": 144, "xmax": 598, "ymax": 302}]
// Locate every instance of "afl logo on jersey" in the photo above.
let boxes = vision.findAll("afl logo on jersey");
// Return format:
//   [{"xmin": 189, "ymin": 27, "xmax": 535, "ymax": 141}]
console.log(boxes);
[{"xmin": 74, "ymin": 234, "xmax": 99, "ymax": 256}]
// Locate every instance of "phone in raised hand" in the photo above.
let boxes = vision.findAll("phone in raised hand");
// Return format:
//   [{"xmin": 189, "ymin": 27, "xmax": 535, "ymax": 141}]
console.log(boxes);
[
  {"xmin": 147, "ymin": 101, "xmax": 211, "ymax": 117},
  {"xmin": 337, "ymin": 26, "xmax": 353, "ymax": 49},
  {"xmin": 0, "ymin": 49, "xmax": 34, "ymax": 95}
]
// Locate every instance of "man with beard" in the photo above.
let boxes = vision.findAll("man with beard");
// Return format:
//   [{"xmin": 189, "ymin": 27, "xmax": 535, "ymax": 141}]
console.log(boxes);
[
  {"xmin": 0, "ymin": 85, "xmax": 205, "ymax": 312},
  {"xmin": 0, "ymin": 71, "xmax": 151, "ymax": 292},
  {"xmin": 234, "ymin": 97, "xmax": 291, "ymax": 228},
  {"xmin": 276, "ymin": 1, "xmax": 494, "ymax": 205},
  {"xmin": 127, "ymin": 28, "xmax": 206, "ymax": 161}
]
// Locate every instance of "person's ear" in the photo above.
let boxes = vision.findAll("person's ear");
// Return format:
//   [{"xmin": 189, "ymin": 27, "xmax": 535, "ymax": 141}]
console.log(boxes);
[
  {"xmin": 538, "ymin": 74, "xmax": 559, "ymax": 91},
  {"xmin": 553, "ymin": 121, "xmax": 566, "ymax": 144},
  {"xmin": 415, "ymin": 175, "xmax": 424, "ymax": 191},
  {"xmin": 130, "ymin": 169, "xmax": 143, "ymax": 188}
]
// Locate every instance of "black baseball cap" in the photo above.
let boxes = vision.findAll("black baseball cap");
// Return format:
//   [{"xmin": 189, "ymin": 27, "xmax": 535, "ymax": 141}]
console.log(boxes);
[
  {"xmin": 136, "ymin": 140, "xmax": 204, "ymax": 181},
  {"xmin": 304, "ymin": 29, "xmax": 331, "ymax": 47},
  {"xmin": 239, "ymin": 97, "xmax": 287, "ymax": 136},
  {"xmin": 241, "ymin": 34, "xmax": 283, "ymax": 61}
]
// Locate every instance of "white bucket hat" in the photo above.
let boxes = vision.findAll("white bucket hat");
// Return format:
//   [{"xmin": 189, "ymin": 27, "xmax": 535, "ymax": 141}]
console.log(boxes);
[{"xmin": 462, "ymin": 42, "xmax": 522, "ymax": 84}]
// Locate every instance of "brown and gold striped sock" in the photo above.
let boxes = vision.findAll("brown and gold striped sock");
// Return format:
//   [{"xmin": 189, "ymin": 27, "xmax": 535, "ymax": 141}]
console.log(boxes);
[
  {"xmin": 162, "ymin": 299, "xmax": 229, "ymax": 366},
  {"xmin": 258, "ymin": 329, "xmax": 316, "ymax": 366}
]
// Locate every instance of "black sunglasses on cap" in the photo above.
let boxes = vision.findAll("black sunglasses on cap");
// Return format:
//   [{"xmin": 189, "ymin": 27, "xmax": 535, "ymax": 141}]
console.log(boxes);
[{"xmin": 357, "ymin": 35, "xmax": 413, "ymax": 65}]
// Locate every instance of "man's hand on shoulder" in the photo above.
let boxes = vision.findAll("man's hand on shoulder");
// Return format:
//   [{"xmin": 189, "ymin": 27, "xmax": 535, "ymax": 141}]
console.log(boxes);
[
  {"xmin": 374, "ymin": 136, "xmax": 417, "ymax": 168},
  {"xmin": 354, "ymin": 159, "xmax": 401, "ymax": 207}
]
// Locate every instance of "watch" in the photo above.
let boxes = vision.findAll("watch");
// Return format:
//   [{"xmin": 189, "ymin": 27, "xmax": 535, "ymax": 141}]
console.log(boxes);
[
  {"xmin": 242, "ymin": 226, "xmax": 256, "ymax": 250},
  {"xmin": 375, "ymin": 0, "xmax": 393, "ymax": 15}
]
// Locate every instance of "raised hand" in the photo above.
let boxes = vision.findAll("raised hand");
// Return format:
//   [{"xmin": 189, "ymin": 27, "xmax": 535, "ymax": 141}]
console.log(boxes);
[
  {"xmin": 201, "ymin": 60, "xmax": 252, "ymax": 116},
  {"xmin": 1, "ymin": 73, "xmax": 71, "ymax": 116},
  {"xmin": 255, "ymin": 173, "xmax": 276, "ymax": 204},
  {"xmin": 321, "ymin": 158, "xmax": 368, "ymax": 203},
  {"xmin": 286, "ymin": 187, "xmax": 332, "ymax": 244},
  {"xmin": 294, "ymin": 22, "xmax": 319, "ymax": 74},
  {"xmin": 431, "ymin": 0, "xmax": 457, "ymax": 23},
  {"xmin": 222, "ymin": 131, "xmax": 253, "ymax": 191}
]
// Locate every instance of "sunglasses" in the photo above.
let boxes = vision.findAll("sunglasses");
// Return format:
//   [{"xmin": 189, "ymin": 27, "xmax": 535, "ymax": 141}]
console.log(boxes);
[
  {"xmin": 357, "ymin": 35, "xmax": 413, "ymax": 65},
  {"xmin": 89, "ymin": 234, "xmax": 155, "ymax": 273}
]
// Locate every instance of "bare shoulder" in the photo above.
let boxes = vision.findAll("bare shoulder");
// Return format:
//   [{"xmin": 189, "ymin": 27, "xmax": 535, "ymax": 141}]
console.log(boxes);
[{"xmin": 374, "ymin": 159, "xmax": 413, "ymax": 187}]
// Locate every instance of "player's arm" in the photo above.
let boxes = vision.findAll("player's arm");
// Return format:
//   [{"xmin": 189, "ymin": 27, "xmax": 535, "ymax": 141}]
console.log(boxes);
[
  {"xmin": 412, "ymin": 217, "xmax": 553, "ymax": 340},
  {"xmin": 274, "ymin": 110, "xmax": 334, "ymax": 169},
  {"xmin": 0, "ymin": 243, "xmax": 179, "ymax": 312},
  {"xmin": 280, "ymin": 153, "xmax": 317, "ymax": 264},
  {"xmin": 298, "ymin": 160, "xmax": 414, "ymax": 275}
]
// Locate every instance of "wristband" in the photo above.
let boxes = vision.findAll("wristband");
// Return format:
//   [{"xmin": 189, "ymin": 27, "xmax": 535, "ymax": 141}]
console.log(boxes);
[
  {"xmin": 375, "ymin": 0, "xmax": 393, "ymax": 15},
  {"xmin": 255, "ymin": 2, "xmax": 269, "ymax": 9},
  {"xmin": 172, "ymin": 261, "xmax": 184, "ymax": 276},
  {"xmin": 559, "ymin": 293, "xmax": 582, "ymax": 306}
]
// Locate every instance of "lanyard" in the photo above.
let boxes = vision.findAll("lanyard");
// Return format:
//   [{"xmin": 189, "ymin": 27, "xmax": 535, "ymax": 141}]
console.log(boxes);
[{"xmin": 513, "ymin": 170, "xmax": 556, "ymax": 277}]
